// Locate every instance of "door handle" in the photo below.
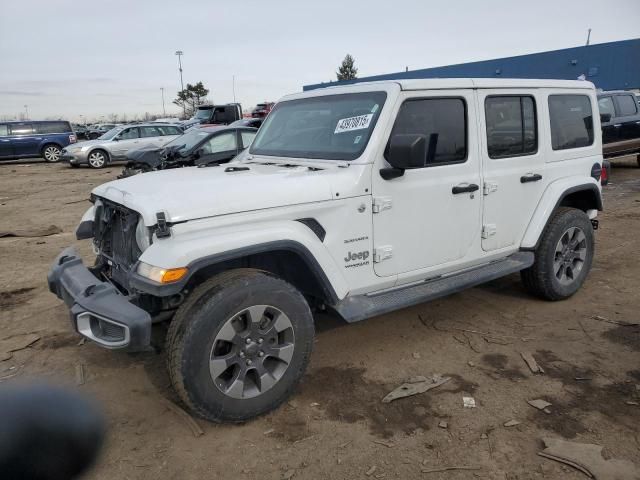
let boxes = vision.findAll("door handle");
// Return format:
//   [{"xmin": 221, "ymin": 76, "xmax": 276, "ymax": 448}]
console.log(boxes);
[
  {"xmin": 520, "ymin": 173, "xmax": 542, "ymax": 183},
  {"xmin": 452, "ymin": 183, "xmax": 479, "ymax": 194}
]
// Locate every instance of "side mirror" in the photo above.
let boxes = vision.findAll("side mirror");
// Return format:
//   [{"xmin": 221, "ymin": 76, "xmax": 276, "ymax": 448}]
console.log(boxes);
[
  {"xmin": 380, "ymin": 134, "xmax": 426, "ymax": 180},
  {"xmin": 600, "ymin": 113, "xmax": 612, "ymax": 123}
]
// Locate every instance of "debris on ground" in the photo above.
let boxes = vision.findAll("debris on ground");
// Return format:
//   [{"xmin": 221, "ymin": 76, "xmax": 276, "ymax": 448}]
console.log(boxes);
[
  {"xmin": 160, "ymin": 397, "xmax": 204, "ymax": 438},
  {"xmin": 438, "ymin": 421, "xmax": 448, "ymax": 429},
  {"xmin": 538, "ymin": 437, "xmax": 640, "ymax": 479},
  {"xmin": 365, "ymin": 465, "xmax": 377, "ymax": 476},
  {"xmin": 520, "ymin": 351, "xmax": 545, "ymax": 374},
  {"xmin": 589, "ymin": 315, "xmax": 640, "ymax": 327},
  {"xmin": 503, "ymin": 420, "xmax": 521, "ymax": 427},
  {"xmin": 0, "ymin": 333, "xmax": 40, "ymax": 356},
  {"xmin": 462, "ymin": 396, "xmax": 476, "ymax": 408},
  {"xmin": 75, "ymin": 363, "xmax": 85, "ymax": 386},
  {"xmin": 372, "ymin": 440, "xmax": 395, "ymax": 448},
  {"xmin": 282, "ymin": 469, "xmax": 296, "ymax": 480},
  {"xmin": 528, "ymin": 399, "xmax": 552, "ymax": 414},
  {"xmin": 382, "ymin": 374, "xmax": 451, "ymax": 403},
  {"xmin": 0, "ymin": 225, "xmax": 62, "ymax": 238},
  {"xmin": 412, "ymin": 352, "xmax": 421, "ymax": 359},
  {"xmin": 420, "ymin": 465, "xmax": 481, "ymax": 474}
]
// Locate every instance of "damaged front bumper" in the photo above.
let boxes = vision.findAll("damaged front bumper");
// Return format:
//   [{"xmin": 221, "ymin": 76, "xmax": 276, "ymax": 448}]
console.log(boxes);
[{"xmin": 47, "ymin": 247, "xmax": 151, "ymax": 351}]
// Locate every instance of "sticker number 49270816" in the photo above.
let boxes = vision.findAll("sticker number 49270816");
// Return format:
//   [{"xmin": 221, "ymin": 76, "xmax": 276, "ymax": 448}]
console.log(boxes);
[{"xmin": 334, "ymin": 113, "xmax": 374, "ymax": 134}]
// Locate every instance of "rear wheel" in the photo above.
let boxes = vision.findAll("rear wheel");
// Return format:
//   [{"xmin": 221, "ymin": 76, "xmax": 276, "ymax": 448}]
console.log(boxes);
[
  {"xmin": 42, "ymin": 144, "xmax": 62, "ymax": 162},
  {"xmin": 166, "ymin": 269, "xmax": 314, "ymax": 422},
  {"xmin": 87, "ymin": 150, "xmax": 107, "ymax": 169},
  {"xmin": 521, "ymin": 207, "xmax": 594, "ymax": 300}
]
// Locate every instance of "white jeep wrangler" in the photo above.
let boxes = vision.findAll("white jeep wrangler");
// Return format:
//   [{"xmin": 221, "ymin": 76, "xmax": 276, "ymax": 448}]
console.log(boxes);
[{"xmin": 49, "ymin": 78, "xmax": 604, "ymax": 422}]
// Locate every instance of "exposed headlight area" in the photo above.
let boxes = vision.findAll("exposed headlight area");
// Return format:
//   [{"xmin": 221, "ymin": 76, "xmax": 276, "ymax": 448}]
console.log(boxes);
[
  {"xmin": 136, "ymin": 262, "xmax": 188, "ymax": 284},
  {"xmin": 135, "ymin": 216, "xmax": 151, "ymax": 252}
]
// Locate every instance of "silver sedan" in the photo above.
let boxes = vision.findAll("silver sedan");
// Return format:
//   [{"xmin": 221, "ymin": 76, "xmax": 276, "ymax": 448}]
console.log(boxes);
[{"xmin": 61, "ymin": 123, "xmax": 183, "ymax": 168}]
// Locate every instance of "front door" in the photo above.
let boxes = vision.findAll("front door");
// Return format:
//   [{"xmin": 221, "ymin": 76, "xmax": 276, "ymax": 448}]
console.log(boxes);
[
  {"xmin": 0, "ymin": 124, "xmax": 12, "ymax": 158},
  {"xmin": 111, "ymin": 127, "xmax": 140, "ymax": 159},
  {"xmin": 372, "ymin": 90, "xmax": 482, "ymax": 278},
  {"xmin": 479, "ymin": 91, "xmax": 546, "ymax": 251}
]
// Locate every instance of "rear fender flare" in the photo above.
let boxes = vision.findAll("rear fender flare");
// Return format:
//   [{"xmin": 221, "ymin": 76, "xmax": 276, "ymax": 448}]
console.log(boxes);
[{"xmin": 521, "ymin": 177, "xmax": 602, "ymax": 250}]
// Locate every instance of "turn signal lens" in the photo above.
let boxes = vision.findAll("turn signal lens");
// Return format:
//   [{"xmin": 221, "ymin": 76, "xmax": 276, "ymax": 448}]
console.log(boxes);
[{"xmin": 137, "ymin": 262, "xmax": 188, "ymax": 284}]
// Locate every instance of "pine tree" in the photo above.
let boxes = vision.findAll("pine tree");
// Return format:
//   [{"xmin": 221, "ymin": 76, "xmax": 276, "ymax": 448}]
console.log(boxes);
[{"xmin": 337, "ymin": 54, "xmax": 358, "ymax": 81}]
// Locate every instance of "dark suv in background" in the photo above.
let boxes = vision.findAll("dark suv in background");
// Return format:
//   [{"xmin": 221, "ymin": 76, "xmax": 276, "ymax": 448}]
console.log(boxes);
[
  {"xmin": 598, "ymin": 90, "xmax": 640, "ymax": 166},
  {"xmin": 0, "ymin": 121, "xmax": 77, "ymax": 162}
]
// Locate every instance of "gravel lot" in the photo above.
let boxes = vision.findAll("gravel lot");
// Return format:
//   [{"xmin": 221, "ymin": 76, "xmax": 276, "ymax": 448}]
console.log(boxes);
[{"xmin": 1, "ymin": 158, "xmax": 639, "ymax": 479}]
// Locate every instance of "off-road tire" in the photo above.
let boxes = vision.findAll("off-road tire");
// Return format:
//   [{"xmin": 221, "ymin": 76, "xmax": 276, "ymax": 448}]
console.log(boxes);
[
  {"xmin": 166, "ymin": 269, "xmax": 314, "ymax": 422},
  {"xmin": 521, "ymin": 207, "xmax": 594, "ymax": 300}
]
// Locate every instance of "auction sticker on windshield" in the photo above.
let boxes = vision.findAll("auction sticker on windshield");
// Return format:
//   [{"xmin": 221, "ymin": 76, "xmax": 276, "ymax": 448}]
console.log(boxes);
[{"xmin": 334, "ymin": 113, "xmax": 374, "ymax": 134}]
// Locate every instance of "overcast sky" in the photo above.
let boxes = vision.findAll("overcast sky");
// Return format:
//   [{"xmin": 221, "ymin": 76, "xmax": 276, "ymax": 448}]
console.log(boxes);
[{"xmin": 1, "ymin": 0, "xmax": 638, "ymax": 122}]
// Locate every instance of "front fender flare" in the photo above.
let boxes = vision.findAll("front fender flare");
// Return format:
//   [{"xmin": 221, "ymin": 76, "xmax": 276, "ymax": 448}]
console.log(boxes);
[
  {"xmin": 521, "ymin": 178, "xmax": 602, "ymax": 249},
  {"xmin": 129, "ymin": 222, "xmax": 349, "ymax": 301}
]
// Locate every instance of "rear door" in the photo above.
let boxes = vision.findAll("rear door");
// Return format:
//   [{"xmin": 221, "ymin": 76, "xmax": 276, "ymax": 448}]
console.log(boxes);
[
  {"xmin": 9, "ymin": 123, "xmax": 38, "ymax": 157},
  {"xmin": 479, "ymin": 91, "xmax": 545, "ymax": 251},
  {"xmin": 372, "ymin": 90, "xmax": 482, "ymax": 277},
  {"xmin": 197, "ymin": 131, "xmax": 239, "ymax": 164}
]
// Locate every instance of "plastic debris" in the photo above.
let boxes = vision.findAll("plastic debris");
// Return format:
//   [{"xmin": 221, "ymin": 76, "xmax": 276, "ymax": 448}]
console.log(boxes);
[
  {"xmin": 503, "ymin": 420, "xmax": 521, "ymax": 427},
  {"xmin": 438, "ymin": 421, "xmax": 448, "ymax": 429},
  {"xmin": 520, "ymin": 351, "xmax": 544, "ymax": 374},
  {"xmin": 538, "ymin": 437, "xmax": 640, "ymax": 479},
  {"xmin": 463, "ymin": 396, "xmax": 476, "ymax": 408},
  {"xmin": 382, "ymin": 374, "xmax": 451, "ymax": 403}
]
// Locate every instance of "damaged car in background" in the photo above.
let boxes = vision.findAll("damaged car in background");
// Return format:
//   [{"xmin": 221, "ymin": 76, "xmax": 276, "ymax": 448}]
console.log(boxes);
[{"xmin": 118, "ymin": 125, "xmax": 257, "ymax": 177}]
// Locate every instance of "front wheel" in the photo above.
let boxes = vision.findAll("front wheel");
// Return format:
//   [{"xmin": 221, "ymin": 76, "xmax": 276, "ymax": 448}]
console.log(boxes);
[
  {"xmin": 42, "ymin": 144, "xmax": 62, "ymax": 162},
  {"xmin": 166, "ymin": 269, "xmax": 314, "ymax": 422},
  {"xmin": 521, "ymin": 207, "xmax": 594, "ymax": 300},
  {"xmin": 87, "ymin": 150, "xmax": 107, "ymax": 169}
]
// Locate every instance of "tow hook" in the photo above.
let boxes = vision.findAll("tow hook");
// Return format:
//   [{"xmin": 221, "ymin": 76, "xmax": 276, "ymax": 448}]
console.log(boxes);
[{"xmin": 591, "ymin": 219, "xmax": 599, "ymax": 230}]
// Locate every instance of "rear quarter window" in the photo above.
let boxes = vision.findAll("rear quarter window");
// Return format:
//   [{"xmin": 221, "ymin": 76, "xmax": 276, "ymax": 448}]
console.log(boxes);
[
  {"xmin": 616, "ymin": 95, "xmax": 638, "ymax": 116},
  {"xmin": 548, "ymin": 95, "xmax": 594, "ymax": 151},
  {"xmin": 34, "ymin": 121, "xmax": 72, "ymax": 134}
]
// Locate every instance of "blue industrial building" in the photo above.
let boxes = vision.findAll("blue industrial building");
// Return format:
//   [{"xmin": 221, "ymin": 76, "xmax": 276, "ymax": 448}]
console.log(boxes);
[{"xmin": 304, "ymin": 38, "xmax": 640, "ymax": 92}]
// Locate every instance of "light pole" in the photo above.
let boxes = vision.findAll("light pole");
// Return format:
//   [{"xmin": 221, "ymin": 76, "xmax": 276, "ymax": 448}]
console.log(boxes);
[
  {"xmin": 232, "ymin": 75, "xmax": 236, "ymax": 104},
  {"xmin": 175, "ymin": 50, "xmax": 185, "ymax": 117},
  {"xmin": 160, "ymin": 87, "xmax": 166, "ymax": 117}
]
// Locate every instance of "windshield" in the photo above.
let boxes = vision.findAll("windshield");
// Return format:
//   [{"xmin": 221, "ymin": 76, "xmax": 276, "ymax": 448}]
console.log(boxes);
[
  {"xmin": 194, "ymin": 108, "xmax": 212, "ymax": 119},
  {"xmin": 163, "ymin": 128, "xmax": 212, "ymax": 154},
  {"xmin": 250, "ymin": 92, "xmax": 386, "ymax": 160},
  {"xmin": 98, "ymin": 127, "xmax": 123, "ymax": 140}
]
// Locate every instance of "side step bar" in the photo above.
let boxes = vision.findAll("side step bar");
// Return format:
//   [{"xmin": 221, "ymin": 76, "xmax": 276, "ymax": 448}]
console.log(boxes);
[{"xmin": 333, "ymin": 252, "xmax": 534, "ymax": 323}]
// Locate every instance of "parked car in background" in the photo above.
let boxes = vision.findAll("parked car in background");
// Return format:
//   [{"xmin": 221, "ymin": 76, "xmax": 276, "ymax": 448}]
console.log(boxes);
[
  {"xmin": 61, "ymin": 123, "xmax": 183, "ymax": 168},
  {"xmin": 119, "ymin": 125, "xmax": 257, "ymax": 177},
  {"xmin": 73, "ymin": 124, "xmax": 89, "ymax": 140},
  {"xmin": 86, "ymin": 124, "xmax": 117, "ymax": 140},
  {"xmin": 181, "ymin": 104, "xmax": 243, "ymax": 129},
  {"xmin": 251, "ymin": 102, "xmax": 275, "ymax": 118},
  {"xmin": 0, "ymin": 120, "xmax": 77, "ymax": 162},
  {"xmin": 229, "ymin": 117, "xmax": 264, "ymax": 129},
  {"xmin": 597, "ymin": 90, "xmax": 640, "ymax": 166}
]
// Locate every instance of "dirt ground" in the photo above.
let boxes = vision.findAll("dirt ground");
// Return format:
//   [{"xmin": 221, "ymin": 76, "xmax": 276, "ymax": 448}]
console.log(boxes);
[{"xmin": 1, "ymin": 157, "xmax": 639, "ymax": 480}]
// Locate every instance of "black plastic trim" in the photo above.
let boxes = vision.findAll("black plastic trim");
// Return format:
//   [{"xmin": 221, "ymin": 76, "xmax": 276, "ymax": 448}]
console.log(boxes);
[
  {"xmin": 128, "ymin": 240, "xmax": 339, "ymax": 304},
  {"xmin": 521, "ymin": 183, "xmax": 603, "ymax": 252},
  {"xmin": 295, "ymin": 218, "xmax": 326, "ymax": 242}
]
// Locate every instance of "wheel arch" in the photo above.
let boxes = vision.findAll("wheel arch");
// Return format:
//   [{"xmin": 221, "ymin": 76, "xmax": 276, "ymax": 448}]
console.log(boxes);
[
  {"xmin": 521, "ymin": 179, "xmax": 602, "ymax": 250},
  {"xmin": 40, "ymin": 142, "xmax": 63, "ymax": 154},
  {"xmin": 131, "ymin": 240, "xmax": 342, "ymax": 306}
]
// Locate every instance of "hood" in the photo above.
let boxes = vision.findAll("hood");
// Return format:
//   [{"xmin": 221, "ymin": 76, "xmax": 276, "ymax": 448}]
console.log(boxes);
[{"xmin": 91, "ymin": 161, "xmax": 347, "ymax": 225}]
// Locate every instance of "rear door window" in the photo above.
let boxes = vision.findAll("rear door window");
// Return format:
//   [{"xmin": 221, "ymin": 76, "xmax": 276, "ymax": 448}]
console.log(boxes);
[
  {"xmin": 485, "ymin": 96, "xmax": 537, "ymax": 158},
  {"xmin": 140, "ymin": 126, "xmax": 161, "ymax": 138},
  {"xmin": 156, "ymin": 125, "xmax": 181, "ymax": 135},
  {"xmin": 617, "ymin": 95, "xmax": 638, "ymax": 116},
  {"xmin": 9, "ymin": 123, "xmax": 34, "ymax": 136},
  {"xmin": 202, "ymin": 132, "xmax": 237, "ymax": 154},
  {"xmin": 548, "ymin": 95, "xmax": 594, "ymax": 150}
]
